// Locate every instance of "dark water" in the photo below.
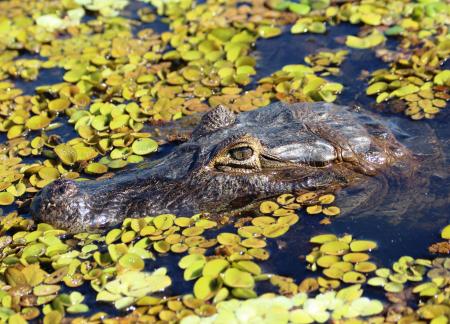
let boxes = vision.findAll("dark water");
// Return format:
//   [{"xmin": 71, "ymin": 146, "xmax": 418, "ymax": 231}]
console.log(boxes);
[
  {"xmin": 2, "ymin": 2, "xmax": 449, "ymax": 318},
  {"xmin": 150, "ymin": 21, "xmax": 450, "ymax": 304},
  {"xmin": 254, "ymin": 24, "xmax": 450, "ymax": 279}
]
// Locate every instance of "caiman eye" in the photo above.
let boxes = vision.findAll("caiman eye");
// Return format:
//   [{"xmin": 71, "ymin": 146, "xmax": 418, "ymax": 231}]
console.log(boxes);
[
  {"xmin": 229, "ymin": 146, "xmax": 254, "ymax": 161},
  {"xmin": 211, "ymin": 135, "xmax": 262, "ymax": 172}
]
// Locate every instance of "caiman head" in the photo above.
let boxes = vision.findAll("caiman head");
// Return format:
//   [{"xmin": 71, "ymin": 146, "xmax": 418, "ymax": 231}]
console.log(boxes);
[{"xmin": 31, "ymin": 102, "xmax": 412, "ymax": 233}]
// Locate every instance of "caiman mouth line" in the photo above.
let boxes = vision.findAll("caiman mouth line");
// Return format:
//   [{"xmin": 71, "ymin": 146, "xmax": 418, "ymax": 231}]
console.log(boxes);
[{"xmin": 31, "ymin": 102, "xmax": 412, "ymax": 233}]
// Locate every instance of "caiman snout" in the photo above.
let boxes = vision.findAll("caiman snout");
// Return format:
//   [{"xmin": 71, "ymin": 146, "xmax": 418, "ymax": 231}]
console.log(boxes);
[
  {"xmin": 30, "ymin": 102, "xmax": 413, "ymax": 233},
  {"xmin": 31, "ymin": 179, "xmax": 78, "ymax": 215}
]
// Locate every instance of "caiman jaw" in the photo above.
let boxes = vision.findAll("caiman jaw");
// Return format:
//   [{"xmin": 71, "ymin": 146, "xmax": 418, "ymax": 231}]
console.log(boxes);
[
  {"xmin": 258, "ymin": 148, "xmax": 368, "ymax": 190},
  {"xmin": 262, "ymin": 145, "xmax": 382, "ymax": 177},
  {"xmin": 260, "ymin": 151, "xmax": 298, "ymax": 169}
]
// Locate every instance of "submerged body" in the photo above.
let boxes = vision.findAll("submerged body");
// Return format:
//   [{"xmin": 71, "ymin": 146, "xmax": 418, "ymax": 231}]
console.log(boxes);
[{"xmin": 32, "ymin": 102, "xmax": 420, "ymax": 233}]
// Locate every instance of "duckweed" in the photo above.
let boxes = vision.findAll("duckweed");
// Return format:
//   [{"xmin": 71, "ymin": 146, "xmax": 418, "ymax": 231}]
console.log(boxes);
[
  {"xmin": 96, "ymin": 268, "xmax": 171, "ymax": 309},
  {"xmin": 182, "ymin": 284, "xmax": 384, "ymax": 324},
  {"xmin": 306, "ymin": 233, "xmax": 379, "ymax": 285}
]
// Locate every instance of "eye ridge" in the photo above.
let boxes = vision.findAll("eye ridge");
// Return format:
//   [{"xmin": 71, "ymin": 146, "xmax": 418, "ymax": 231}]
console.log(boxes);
[{"xmin": 228, "ymin": 146, "xmax": 254, "ymax": 161}]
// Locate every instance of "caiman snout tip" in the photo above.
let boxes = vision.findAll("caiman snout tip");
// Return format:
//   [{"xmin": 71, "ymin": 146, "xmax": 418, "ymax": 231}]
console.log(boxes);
[
  {"xmin": 30, "ymin": 178, "xmax": 79, "ymax": 223},
  {"xmin": 46, "ymin": 178, "xmax": 78, "ymax": 198}
]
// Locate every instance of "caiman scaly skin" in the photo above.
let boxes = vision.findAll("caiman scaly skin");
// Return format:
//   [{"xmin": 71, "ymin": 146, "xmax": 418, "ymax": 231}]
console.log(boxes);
[{"xmin": 31, "ymin": 102, "xmax": 413, "ymax": 233}]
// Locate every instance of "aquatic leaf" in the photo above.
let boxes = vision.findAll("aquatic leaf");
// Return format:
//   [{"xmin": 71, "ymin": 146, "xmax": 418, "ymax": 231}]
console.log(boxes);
[
  {"xmin": 223, "ymin": 268, "xmax": 254, "ymax": 288},
  {"xmin": 85, "ymin": 163, "xmax": 108, "ymax": 174},
  {"xmin": 391, "ymin": 84, "xmax": 419, "ymax": 97},
  {"xmin": 179, "ymin": 254, "xmax": 206, "ymax": 270},
  {"xmin": 33, "ymin": 284, "xmax": 61, "ymax": 296},
  {"xmin": 131, "ymin": 138, "xmax": 158, "ymax": 155},
  {"xmin": 153, "ymin": 214, "xmax": 174, "ymax": 230},
  {"xmin": 238, "ymin": 226, "xmax": 262, "ymax": 239},
  {"xmin": 97, "ymin": 268, "xmax": 171, "ymax": 309},
  {"xmin": 323, "ymin": 267, "xmax": 344, "ymax": 279},
  {"xmin": 114, "ymin": 297, "xmax": 135, "ymax": 309},
  {"xmin": 193, "ymin": 276, "xmax": 219, "ymax": 300},
  {"xmin": 182, "ymin": 226, "xmax": 204, "ymax": 236},
  {"xmin": 7, "ymin": 125, "xmax": 24, "ymax": 139},
  {"xmin": 67, "ymin": 303, "xmax": 89, "ymax": 313},
  {"xmin": 260, "ymin": 201, "xmax": 279, "ymax": 213},
  {"xmin": 64, "ymin": 68, "xmax": 85, "ymax": 83},
  {"xmin": 322, "ymin": 206, "xmax": 340, "ymax": 216},
  {"xmin": 262, "ymin": 223, "xmax": 290, "ymax": 238},
  {"xmin": 331, "ymin": 261, "xmax": 353, "ymax": 273},
  {"xmin": 376, "ymin": 92, "xmax": 389, "ymax": 103},
  {"xmin": 0, "ymin": 192, "xmax": 14, "ymax": 205},
  {"xmin": 196, "ymin": 219, "xmax": 217, "ymax": 229},
  {"xmin": 320, "ymin": 241, "xmax": 349, "ymax": 255},
  {"xmin": 310, "ymin": 234, "xmax": 338, "ymax": 244},
  {"xmin": 342, "ymin": 271, "xmax": 366, "ymax": 284},
  {"xmin": 317, "ymin": 255, "xmax": 340, "ymax": 268},
  {"xmin": 282, "ymin": 65, "xmax": 314, "ymax": 78},
  {"xmin": 43, "ymin": 311, "xmax": 62, "ymax": 324},
  {"xmin": 75, "ymin": 146, "xmax": 98, "ymax": 161},
  {"xmin": 441, "ymin": 225, "xmax": 450, "ymax": 239},
  {"xmin": 434, "ymin": 70, "xmax": 450, "ymax": 86},
  {"xmin": 318, "ymin": 194, "xmax": 335, "ymax": 204},
  {"xmin": 258, "ymin": 26, "xmax": 282, "ymax": 38},
  {"xmin": 345, "ymin": 30, "xmax": 385, "ymax": 49},
  {"xmin": 361, "ymin": 13, "xmax": 381, "ymax": 26},
  {"xmin": 22, "ymin": 243, "xmax": 46, "ymax": 260},
  {"xmin": 350, "ymin": 240, "xmax": 377, "ymax": 252},
  {"xmin": 350, "ymin": 298, "xmax": 383, "ymax": 316},
  {"xmin": 385, "ymin": 26, "xmax": 404, "ymax": 36},
  {"xmin": 154, "ymin": 241, "xmax": 170, "ymax": 253},
  {"xmin": 241, "ymin": 237, "xmax": 266, "ymax": 248},
  {"xmin": 217, "ymin": 233, "xmax": 241, "ymax": 245},
  {"xmin": 384, "ymin": 282, "xmax": 404, "ymax": 293},
  {"xmin": 413, "ymin": 282, "xmax": 439, "ymax": 297},
  {"xmin": 184, "ymin": 260, "xmax": 206, "ymax": 281},
  {"xmin": 306, "ymin": 205, "xmax": 322, "ymax": 215},
  {"xmin": 96, "ymin": 290, "xmax": 120, "ymax": 302},
  {"xmin": 277, "ymin": 194, "xmax": 295, "ymax": 205},
  {"xmin": 309, "ymin": 22, "xmax": 326, "ymax": 34},
  {"xmin": 343, "ymin": 253, "xmax": 369, "ymax": 263},
  {"xmin": 417, "ymin": 305, "xmax": 450, "ymax": 320},
  {"xmin": 367, "ymin": 277, "xmax": 387, "ymax": 287},
  {"xmin": 234, "ymin": 261, "xmax": 261, "ymax": 275},
  {"xmin": 36, "ymin": 14, "xmax": 65, "ymax": 31},
  {"xmin": 203, "ymin": 259, "xmax": 229, "ymax": 278},
  {"xmin": 26, "ymin": 115, "xmax": 51, "ymax": 130},
  {"xmin": 48, "ymin": 98, "xmax": 71, "ymax": 112},
  {"xmin": 54, "ymin": 144, "xmax": 77, "ymax": 165},
  {"xmin": 375, "ymin": 268, "xmax": 391, "ymax": 278},
  {"xmin": 354, "ymin": 261, "xmax": 377, "ymax": 273},
  {"xmin": 121, "ymin": 231, "xmax": 136, "ymax": 243},
  {"xmin": 171, "ymin": 243, "xmax": 189, "ymax": 253},
  {"xmin": 366, "ymin": 82, "xmax": 388, "ymax": 95},
  {"xmin": 118, "ymin": 253, "xmax": 145, "ymax": 271}
]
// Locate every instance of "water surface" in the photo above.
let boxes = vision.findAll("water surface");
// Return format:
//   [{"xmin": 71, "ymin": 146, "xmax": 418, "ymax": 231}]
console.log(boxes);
[{"xmin": 2, "ymin": 2, "xmax": 449, "ymax": 317}]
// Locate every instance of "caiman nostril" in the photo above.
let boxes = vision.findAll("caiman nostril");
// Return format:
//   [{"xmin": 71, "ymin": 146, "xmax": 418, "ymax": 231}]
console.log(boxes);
[{"xmin": 48, "ymin": 178, "xmax": 78, "ymax": 198}]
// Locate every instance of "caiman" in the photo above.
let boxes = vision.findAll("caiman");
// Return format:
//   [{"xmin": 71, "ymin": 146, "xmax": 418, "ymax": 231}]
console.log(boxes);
[{"xmin": 30, "ymin": 102, "xmax": 444, "ymax": 233}]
